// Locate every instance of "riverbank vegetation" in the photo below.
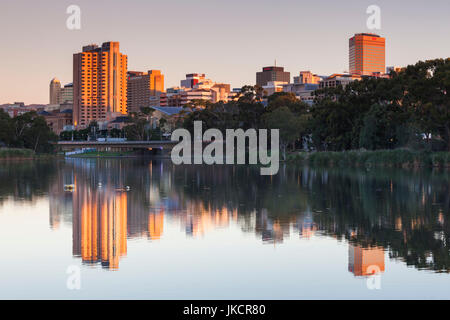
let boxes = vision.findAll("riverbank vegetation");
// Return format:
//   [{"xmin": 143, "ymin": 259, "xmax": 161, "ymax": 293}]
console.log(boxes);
[
  {"xmin": 66, "ymin": 150, "xmax": 136, "ymax": 158},
  {"xmin": 59, "ymin": 107, "xmax": 164, "ymax": 142},
  {"xmin": 0, "ymin": 148, "xmax": 58, "ymax": 160},
  {"xmin": 0, "ymin": 110, "xmax": 57, "ymax": 153},
  {"xmin": 287, "ymin": 149, "xmax": 450, "ymax": 168},
  {"xmin": 0, "ymin": 148, "xmax": 35, "ymax": 159}
]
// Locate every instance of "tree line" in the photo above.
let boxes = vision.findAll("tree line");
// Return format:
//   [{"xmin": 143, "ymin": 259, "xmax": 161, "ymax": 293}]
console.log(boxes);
[{"xmin": 0, "ymin": 110, "xmax": 57, "ymax": 153}]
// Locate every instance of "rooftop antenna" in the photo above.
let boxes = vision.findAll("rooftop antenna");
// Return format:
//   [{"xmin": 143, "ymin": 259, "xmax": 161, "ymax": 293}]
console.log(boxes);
[{"xmin": 274, "ymin": 59, "xmax": 277, "ymax": 67}]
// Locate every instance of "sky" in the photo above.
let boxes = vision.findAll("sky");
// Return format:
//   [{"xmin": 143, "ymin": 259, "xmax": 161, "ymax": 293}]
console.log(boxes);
[{"xmin": 0, "ymin": 0, "xmax": 449, "ymax": 104}]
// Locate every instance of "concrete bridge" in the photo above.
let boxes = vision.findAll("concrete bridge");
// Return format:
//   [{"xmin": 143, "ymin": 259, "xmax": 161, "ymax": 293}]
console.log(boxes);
[{"xmin": 57, "ymin": 140, "xmax": 178, "ymax": 155}]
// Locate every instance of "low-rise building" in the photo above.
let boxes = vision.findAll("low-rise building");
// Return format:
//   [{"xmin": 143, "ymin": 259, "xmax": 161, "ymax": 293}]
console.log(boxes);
[
  {"xmin": 181, "ymin": 88, "xmax": 213, "ymax": 105},
  {"xmin": 159, "ymin": 87, "xmax": 185, "ymax": 107},
  {"xmin": 107, "ymin": 116, "xmax": 131, "ymax": 130},
  {"xmin": 293, "ymin": 71, "xmax": 322, "ymax": 85},
  {"xmin": 39, "ymin": 109, "xmax": 73, "ymax": 135},
  {"xmin": 282, "ymin": 83, "xmax": 319, "ymax": 105},
  {"xmin": 0, "ymin": 103, "xmax": 42, "ymax": 117},
  {"xmin": 386, "ymin": 66, "xmax": 405, "ymax": 74},
  {"xmin": 262, "ymin": 81, "xmax": 288, "ymax": 97},
  {"xmin": 160, "ymin": 77, "xmax": 232, "ymax": 106},
  {"xmin": 152, "ymin": 106, "xmax": 191, "ymax": 132},
  {"xmin": 318, "ymin": 74, "xmax": 362, "ymax": 89}
]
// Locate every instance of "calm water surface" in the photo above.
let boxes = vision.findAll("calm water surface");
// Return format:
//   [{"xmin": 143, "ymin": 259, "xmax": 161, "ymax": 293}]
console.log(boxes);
[{"xmin": 0, "ymin": 159, "xmax": 449, "ymax": 299}]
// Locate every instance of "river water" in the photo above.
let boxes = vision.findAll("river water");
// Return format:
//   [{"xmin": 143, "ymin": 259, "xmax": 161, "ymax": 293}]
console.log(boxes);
[{"xmin": 0, "ymin": 158, "xmax": 449, "ymax": 299}]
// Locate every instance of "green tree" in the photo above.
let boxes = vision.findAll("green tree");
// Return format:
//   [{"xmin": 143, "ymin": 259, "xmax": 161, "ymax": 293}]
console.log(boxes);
[
  {"xmin": 124, "ymin": 118, "xmax": 148, "ymax": 141},
  {"xmin": 109, "ymin": 128, "xmax": 122, "ymax": 138},
  {"xmin": 23, "ymin": 116, "xmax": 58, "ymax": 152},
  {"xmin": 262, "ymin": 107, "xmax": 307, "ymax": 160},
  {"xmin": 0, "ymin": 109, "xmax": 13, "ymax": 146},
  {"xmin": 309, "ymin": 100, "xmax": 355, "ymax": 151},
  {"xmin": 59, "ymin": 131, "xmax": 73, "ymax": 141},
  {"xmin": 140, "ymin": 106, "xmax": 155, "ymax": 116},
  {"xmin": 399, "ymin": 59, "xmax": 450, "ymax": 151},
  {"xmin": 267, "ymin": 92, "xmax": 309, "ymax": 115},
  {"xmin": 5, "ymin": 111, "xmax": 57, "ymax": 152}
]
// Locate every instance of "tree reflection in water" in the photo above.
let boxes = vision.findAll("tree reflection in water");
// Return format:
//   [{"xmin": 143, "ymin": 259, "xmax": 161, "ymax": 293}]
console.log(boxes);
[{"xmin": 0, "ymin": 159, "xmax": 448, "ymax": 273}]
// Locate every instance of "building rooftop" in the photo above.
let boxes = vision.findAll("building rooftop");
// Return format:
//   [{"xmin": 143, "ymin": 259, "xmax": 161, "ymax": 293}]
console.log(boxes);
[
  {"xmin": 153, "ymin": 106, "xmax": 191, "ymax": 116},
  {"xmin": 261, "ymin": 66, "xmax": 285, "ymax": 72},
  {"xmin": 353, "ymin": 33, "xmax": 380, "ymax": 37}
]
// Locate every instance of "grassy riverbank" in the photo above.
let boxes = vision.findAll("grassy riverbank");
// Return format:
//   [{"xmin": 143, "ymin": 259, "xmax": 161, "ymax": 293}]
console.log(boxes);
[
  {"xmin": 287, "ymin": 149, "xmax": 450, "ymax": 168},
  {"xmin": 0, "ymin": 148, "xmax": 36, "ymax": 160},
  {"xmin": 0, "ymin": 148, "xmax": 57, "ymax": 160}
]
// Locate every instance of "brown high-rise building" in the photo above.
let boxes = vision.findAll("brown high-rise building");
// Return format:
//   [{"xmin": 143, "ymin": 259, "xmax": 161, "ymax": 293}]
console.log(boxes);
[
  {"xmin": 127, "ymin": 70, "xmax": 165, "ymax": 113},
  {"xmin": 348, "ymin": 244, "xmax": 385, "ymax": 276},
  {"xmin": 349, "ymin": 33, "xmax": 386, "ymax": 76},
  {"xmin": 49, "ymin": 78, "xmax": 61, "ymax": 105},
  {"xmin": 256, "ymin": 66, "xmax": 290, "ymax": 87},
  {"xmin": 73, "ymin": 42, "xmax": 128, "ymax": 128}
]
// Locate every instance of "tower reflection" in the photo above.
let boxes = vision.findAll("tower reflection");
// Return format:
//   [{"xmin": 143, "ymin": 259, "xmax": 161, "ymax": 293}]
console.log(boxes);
[
  {"xmin": 72, "ymin": 182, "xmax": 128, "ymax": 270},
  {"xmin": 348, "ymin": 245, "xmax": 385, "ymax": 277},
  {"xmin": 148, "ymin": 210, "xmax": 164, "ymax": 240}
]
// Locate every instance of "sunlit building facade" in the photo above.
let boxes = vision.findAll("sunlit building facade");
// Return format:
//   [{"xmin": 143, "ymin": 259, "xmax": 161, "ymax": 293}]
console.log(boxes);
[
  {"xmin": 73, "ymin": 42, "xmax": 128, "ymax": 128},
  {"xmin": 148, "ymin": 210, "xmax": 164, "ymax": 240},
  {"xmin": 127, "ymin": 70, "xmax": 165, "ymax": 112},
  {"xmin": 318, "ymin": 73, "xmax": 361, "ymax": 89},
  {"xmin": 262, "ymin": 81, "xmax": 288, "ymax": 96},
  {"xmin": 180, "ymin": 73, "xmax": 206, "ymax": 88},
  {"xmin": 72, "ymin": 184, "xmax": 128, "ymax": 270},
  {"xmin": 349, "ymin": 33, "xmax": 386, "ymax": 76},
  {"xmin": 293, "ymin": 71, "xmax": 321, "ymax": 84}
]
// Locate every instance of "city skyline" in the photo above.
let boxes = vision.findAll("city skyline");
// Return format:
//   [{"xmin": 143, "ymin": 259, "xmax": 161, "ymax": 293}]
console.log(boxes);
[{"xmin": 1, "ymin": 0, "xmax": 450, "ymax": 104}]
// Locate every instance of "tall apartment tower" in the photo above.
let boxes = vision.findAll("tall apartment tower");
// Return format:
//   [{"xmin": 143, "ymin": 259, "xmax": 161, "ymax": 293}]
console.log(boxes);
[
  {"xmin": 73, "ymin": 42, "xmax": 128, "ymax": 128},
  {"xmin": 256, "ymin": 66, "xmax": 290, "ymax": 87},
  {"xmin": 127, "ymin": 70, "xmax": 164, "ymax": 113},
  {"xmin": 49, "ymin": 78, "xmax": 61, "ymax": 105},
  {"xmin": 349, "ymin": 33, "xmax": 385, "ymax": 76}
]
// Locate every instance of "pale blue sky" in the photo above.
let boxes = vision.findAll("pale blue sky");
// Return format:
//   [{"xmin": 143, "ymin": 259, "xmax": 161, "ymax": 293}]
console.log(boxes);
[{"xmin": 0, "ymin": 0, "xmax": 449, "ymax": 104}]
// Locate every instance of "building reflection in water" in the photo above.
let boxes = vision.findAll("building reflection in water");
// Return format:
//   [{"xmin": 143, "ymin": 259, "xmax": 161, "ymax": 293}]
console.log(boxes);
[
  {"xmin": 297, "ymin": 211, "xmax": 317, "ymax": 240},
  {"xmin": 72, "ymin": 183, "xmax": 128, "ymax": 270},
  {"xmin": 48, "ymin": 167, "xmax": 75, "ymax": 230},
  {"xmin": 183, "ymin": 202, "xmax": 238, "ymax": 237},
  {"xmin": 348, "ymin": 245, "xmax": 385, "ymax": 277},
  {"xmin": 43, "ymin": 160, "xmax": 450, "ymax": 274},
  {"xmin": 148, "ymin": 210, "xmax": 164, "ymax": 240}
]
